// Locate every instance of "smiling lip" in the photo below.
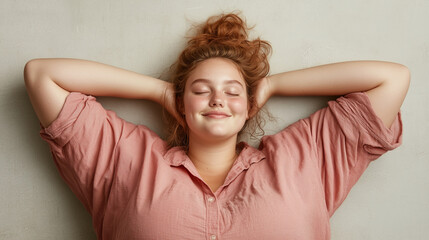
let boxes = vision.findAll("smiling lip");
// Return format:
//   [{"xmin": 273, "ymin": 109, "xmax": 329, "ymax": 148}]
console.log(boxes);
[{"xmin": 202, "ymin": 111, "xmax": 231, "ymax": 119}]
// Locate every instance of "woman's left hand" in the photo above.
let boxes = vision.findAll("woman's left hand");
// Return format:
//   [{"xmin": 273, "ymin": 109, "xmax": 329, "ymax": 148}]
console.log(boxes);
[{"xmin": 248, "ymin": 77, "xmax": 273, "ymax": 118}]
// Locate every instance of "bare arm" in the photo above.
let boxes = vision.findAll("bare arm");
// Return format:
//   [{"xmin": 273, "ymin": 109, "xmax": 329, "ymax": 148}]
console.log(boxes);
[
  {"xmin": 24, "ymin": 58, "xmax": 172, "ymax": 127},
  {"xmin": 254, "ymin": 61, "xmax": 410, "ymax": 128}
]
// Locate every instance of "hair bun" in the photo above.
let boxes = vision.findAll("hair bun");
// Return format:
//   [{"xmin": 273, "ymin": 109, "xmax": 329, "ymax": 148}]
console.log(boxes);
[{"xmin": 190, "ymin": 13, "xmax": 249, "ymax": 46}]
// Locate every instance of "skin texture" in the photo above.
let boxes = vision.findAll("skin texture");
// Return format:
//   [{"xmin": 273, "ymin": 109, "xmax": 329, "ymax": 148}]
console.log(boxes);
[
  {"xmin": 24, "ymin": 58, "xmax": 410, "ymax": 192},
  {"xmin": 183, "ymin": 58, "xmax": 250, "ymax": 191},
  {"xmin": 184, "ymin": 58, "xmax": 248, "ymax": 143}
]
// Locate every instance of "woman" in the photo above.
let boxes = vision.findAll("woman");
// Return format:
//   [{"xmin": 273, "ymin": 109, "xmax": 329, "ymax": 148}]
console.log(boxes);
[{"xmin": 24, "ymin": 13, "xmax": 409, "ymax": 239}]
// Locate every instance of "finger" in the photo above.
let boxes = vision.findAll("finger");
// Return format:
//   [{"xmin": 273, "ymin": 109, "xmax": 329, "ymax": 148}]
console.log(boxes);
[{"xmin": 248, "ymin": 104, "xmax": 260, "ymax": 119}]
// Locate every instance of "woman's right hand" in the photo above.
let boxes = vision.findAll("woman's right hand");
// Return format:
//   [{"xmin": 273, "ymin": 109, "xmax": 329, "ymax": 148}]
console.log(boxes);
[{"xmin": 161, "ymin": 83, "xmax": 185, "ymax": 127}]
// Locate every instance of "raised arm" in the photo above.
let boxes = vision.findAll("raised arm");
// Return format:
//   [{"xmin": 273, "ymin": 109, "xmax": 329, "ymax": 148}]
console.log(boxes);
[
  {"xmin": 24, "ymin": 58, "xmax": 173, "ymax": 127},
  {"xmin": 254, "ymin": 61, "xmax": 410, "ymax": 128}
]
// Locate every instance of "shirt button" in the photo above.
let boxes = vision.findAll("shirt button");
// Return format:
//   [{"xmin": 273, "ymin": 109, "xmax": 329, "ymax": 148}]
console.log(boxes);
[
  {"xmin": 208, "ymin": 197, "xmax": 215, "ymax": 203},
  {"xmin": 210, "ymin": 234, "xmax": 217, "ymax": 240}
]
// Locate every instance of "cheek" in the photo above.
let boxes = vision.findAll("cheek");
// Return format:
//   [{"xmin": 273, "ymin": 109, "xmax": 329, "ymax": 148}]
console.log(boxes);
[
  {"xmin": 228, "ymin": 98, "xmax": 248, "ymax": 115},
  {"xmin": 183, "ymin": 95, "xmax": 208, "ymax": 113}
]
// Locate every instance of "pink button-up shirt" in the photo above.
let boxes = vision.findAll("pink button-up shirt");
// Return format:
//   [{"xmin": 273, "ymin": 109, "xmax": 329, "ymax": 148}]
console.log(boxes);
[{"xmin": 40, "ymin": 92, "xmax": 402, "ymax": 239}]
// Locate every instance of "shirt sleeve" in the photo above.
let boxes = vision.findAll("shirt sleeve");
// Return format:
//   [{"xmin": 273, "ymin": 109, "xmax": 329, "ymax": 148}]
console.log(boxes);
[
  {"xmin": 39, "ymin": 92, "xmax": 127, "ymax": 228},
  {"xmin": 309, "ymin": 92, "xmax": 402, "ymax": 216},
  {"xmin": 261, "ymin": 92, "xmax": 403, "ymax": 217}
]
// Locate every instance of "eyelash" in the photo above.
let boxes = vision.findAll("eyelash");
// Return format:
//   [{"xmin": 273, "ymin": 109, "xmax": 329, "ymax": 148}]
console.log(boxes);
[
  {"xmin": 194, "ymin": 91, "xmax": 209, "ymax": 95},
  {"xmin": 193, "ymin": 91, "xmax": 239, "ymax": 96}
]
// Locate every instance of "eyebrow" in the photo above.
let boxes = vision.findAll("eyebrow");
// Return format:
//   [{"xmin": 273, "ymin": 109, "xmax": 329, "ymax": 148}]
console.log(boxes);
[{"xmin": 190, "ymin": 78, "xmax": 244, "ymax": 88}]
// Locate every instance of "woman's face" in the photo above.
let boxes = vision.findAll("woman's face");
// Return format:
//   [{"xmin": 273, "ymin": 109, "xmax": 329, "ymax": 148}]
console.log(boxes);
[{"xmin": 183, "ymin": 58, "xmax": 249, "ymax": 142}]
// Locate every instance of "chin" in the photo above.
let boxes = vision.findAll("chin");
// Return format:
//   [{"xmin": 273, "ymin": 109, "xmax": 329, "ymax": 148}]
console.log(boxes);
[{"xmin": 204, "ymin": 129, "xmax": 241, "ymax": 141}]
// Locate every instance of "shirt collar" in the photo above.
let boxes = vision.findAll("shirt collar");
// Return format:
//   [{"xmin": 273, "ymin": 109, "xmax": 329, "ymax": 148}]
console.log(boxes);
[
  {"xmin": 163, "ymin": 142, "xmax": 265, "ymax": 170},
  {"xmin": 163, "ymin": 146, "xmax": 189, "ymax": 167}
]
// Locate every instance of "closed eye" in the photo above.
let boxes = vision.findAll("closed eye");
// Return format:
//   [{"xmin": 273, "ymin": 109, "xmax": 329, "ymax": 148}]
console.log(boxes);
[{"xmin": 193, "ymin": 91, "xmax": 210, "ymax": 95}]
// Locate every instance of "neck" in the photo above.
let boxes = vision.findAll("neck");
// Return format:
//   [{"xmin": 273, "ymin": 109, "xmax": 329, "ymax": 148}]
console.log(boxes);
[{"xmin": 188, "ymin": 134, "xmax": 238, "ymax": 178}]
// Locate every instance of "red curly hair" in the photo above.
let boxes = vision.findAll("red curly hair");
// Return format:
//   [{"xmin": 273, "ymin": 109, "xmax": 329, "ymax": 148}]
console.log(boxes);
[{"xmin": 166, "ymin": 13, "xmax": 272, "ymax": 148}]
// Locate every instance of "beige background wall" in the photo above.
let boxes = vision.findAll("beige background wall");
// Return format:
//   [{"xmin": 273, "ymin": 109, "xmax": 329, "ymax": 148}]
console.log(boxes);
[{"xmin": 1, "ymin": 0, "xmax": 428, "ymax": 239}]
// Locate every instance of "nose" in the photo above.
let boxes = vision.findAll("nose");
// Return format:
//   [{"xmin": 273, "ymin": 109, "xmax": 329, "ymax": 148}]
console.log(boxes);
[{"xmin": 209, "ymin": 92, "xmax": 224, "ymax": 108}]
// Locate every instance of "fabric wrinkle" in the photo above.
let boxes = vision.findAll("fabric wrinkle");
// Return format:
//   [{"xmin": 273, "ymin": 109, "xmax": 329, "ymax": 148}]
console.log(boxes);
[{"xmin": 39, "ymin": 91, "xmax": 402, "ymax": 240}]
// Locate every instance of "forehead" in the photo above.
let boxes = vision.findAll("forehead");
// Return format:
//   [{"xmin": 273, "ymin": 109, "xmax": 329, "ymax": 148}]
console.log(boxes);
[{"xmin": 186, "ymin": 58, "xmax": 245, "ymax": 86}]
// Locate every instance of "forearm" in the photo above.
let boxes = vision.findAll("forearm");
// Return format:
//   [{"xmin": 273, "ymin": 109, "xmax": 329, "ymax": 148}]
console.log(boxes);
[
  {"xmin": 268, "ymin": 60, "xmax": 407, "ymax": 97},
  {"xmin": 266, "ymin": 60, "xmax": 410, "ymax": 128},
  {"xmin": 25, "ymin": 58, "xmax": 167, "ymax": 104}
]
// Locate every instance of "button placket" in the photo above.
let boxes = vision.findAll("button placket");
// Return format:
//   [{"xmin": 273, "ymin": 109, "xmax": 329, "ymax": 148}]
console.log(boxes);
[{"xmin": 206, "ymin": 194, "xmax": 218, "ymax": 240}]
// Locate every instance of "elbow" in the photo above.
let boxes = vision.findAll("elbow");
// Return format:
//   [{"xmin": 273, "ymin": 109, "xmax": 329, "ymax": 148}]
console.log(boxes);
[
  {"xmin": 384, "ymin": 62, "xmax": 410, "ymax": 90},
  {"xmin": 24, "ymin": 58, "xmax": 45, "ymax": 87},
  {"xmin": 396, "ymin": 63, "xmax": 411, "ymax": 90},
  {"xmin": 394, "ymin": 63, "xmax": 410, "ymax": 82}
]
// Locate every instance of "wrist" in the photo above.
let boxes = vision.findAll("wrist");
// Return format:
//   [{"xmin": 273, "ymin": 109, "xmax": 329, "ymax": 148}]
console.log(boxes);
[
  {"xmin": 154, "ymin": 80, "xmax": 169, "ymax": 105},
  {"xmin": 266, "ymin": 76, "xmax": 276, "ymax": 97}
]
